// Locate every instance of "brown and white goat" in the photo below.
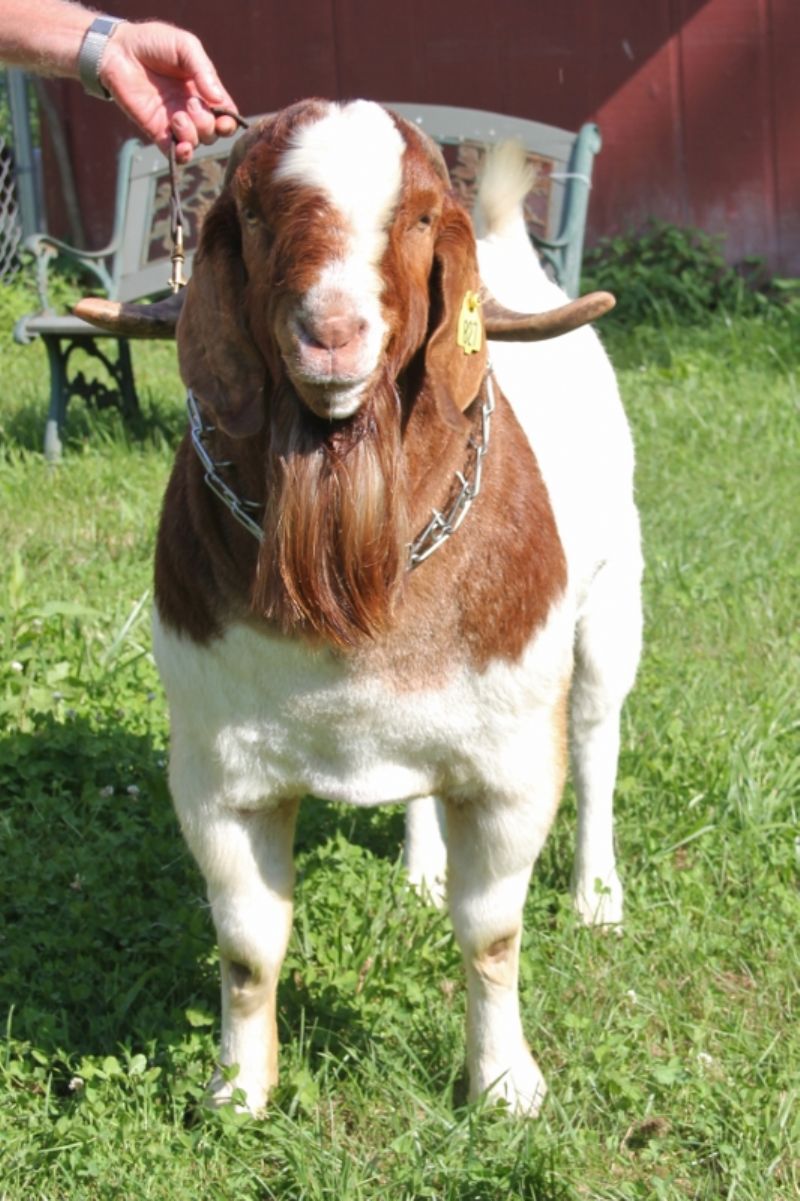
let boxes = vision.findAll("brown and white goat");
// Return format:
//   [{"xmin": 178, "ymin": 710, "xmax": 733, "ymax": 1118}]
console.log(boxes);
[{"xmin": 80, "ymin": 99, "xmax": 642, "ymax": 1116}]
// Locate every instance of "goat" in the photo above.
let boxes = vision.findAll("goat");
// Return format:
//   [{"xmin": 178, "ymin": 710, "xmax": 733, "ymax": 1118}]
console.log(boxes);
[{"xmin": 77, "ymin": 99, "xmax": 642, "ymax": 1117}]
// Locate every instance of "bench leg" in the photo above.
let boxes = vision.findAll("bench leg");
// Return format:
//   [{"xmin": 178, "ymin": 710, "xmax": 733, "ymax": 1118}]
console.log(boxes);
[
  {"xmin": 40, "ymin": 334, "xmax": 141, "ymax": 458},
  {"xmin": 116, "ymin": 340, "xmax": 140, "ymax": 423},
  {"xmin": 42, "ymin": 336, "xmax": 67, "ymax": 462}
]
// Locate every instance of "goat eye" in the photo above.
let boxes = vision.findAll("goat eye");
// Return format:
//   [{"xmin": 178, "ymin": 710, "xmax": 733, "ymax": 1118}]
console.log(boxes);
[
  {"xmin": 241, "ymin": 206, "xmax": 259, "ymax": 225},
  {"xmin": 417, "ymin": 214, "xmax": 433, "ymax": 229}
]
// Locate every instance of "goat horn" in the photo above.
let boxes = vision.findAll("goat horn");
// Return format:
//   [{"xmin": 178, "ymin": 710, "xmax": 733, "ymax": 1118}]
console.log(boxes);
[
  {"xmin": 73, "ymin": 291, "xmax": 185, "ymax": 339},
  {"xmin": 481, "ymin": 289, "xmax": 615, "ymax": 340},
  {"xmin": 73, "ymin": 284, "xmax": 614, "ymax": 344}
]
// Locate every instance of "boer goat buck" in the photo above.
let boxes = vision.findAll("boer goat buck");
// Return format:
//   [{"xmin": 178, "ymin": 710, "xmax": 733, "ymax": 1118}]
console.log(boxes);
[{"xmin": 80, "ymin": 99, "xmax": 643, "ymax": 1115}]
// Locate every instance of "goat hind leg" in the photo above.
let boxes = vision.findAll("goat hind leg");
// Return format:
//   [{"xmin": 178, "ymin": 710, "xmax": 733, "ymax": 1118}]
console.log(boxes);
[
  {"xmin": 403, "ymin": 795, "xmax": 447, "ymax": 908},
  {"xmin": 570, "ymin": 555, "xmax": 642, "ymax": 928}
]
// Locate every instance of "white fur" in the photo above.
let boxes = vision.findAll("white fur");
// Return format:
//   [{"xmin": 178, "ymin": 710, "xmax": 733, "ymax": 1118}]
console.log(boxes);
[
  {"xmin": 276, "ymin": 101, "xmax": 405, "ymax": 413},
  {"xmin": 288, "ymin": 254, "xmax": 389, "ymax": 418},
  {"xmin": 275, "ymin": 101, "xmax": 404, "ymax": 251},
  {"xmin": 476, "ymin": 146, "xmax": 643, "ymax": 925},
  {"xmin": 154, "ymin": 596, "xmax": 573, "ymax": 815},
  {"xmin": 154, "ymin": 594, "xmax": 573, "ymax": 1115},
  {"xmin": 154, "ymin": 121, "xmax": 643, "ymax": 1116}
]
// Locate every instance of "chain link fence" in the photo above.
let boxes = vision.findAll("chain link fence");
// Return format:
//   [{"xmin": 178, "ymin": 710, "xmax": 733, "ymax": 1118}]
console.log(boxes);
[
  {"xmin": 0, "ymin": 69, "xmax": 22, "ymax": 279},
  {"xmin": 1, "ymin": 70, "xmax": 42, "ymax": 281},
  {"xmin": 0, "ymin": 141, "xmax": 22, "ymax": 279}
]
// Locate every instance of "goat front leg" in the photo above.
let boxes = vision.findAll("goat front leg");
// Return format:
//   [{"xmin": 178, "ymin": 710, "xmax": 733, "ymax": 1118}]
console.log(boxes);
[
  {"xmin": 178, "ymin": 798, "xmax": 299, "ymax": 1114},
  {"xmin": 445, "ymin": 785, "xmax": 559, "ymax": 1117}
]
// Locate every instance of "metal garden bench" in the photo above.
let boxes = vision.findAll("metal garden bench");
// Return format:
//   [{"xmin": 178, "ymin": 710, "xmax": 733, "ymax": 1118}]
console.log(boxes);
[{"xmin": 13, "ymin": 104, "xmax": 601, "ymax": 459}]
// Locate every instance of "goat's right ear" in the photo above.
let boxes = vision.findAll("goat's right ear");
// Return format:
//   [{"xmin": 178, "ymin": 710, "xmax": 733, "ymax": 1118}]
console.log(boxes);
[{"xmin": 177, "ymin": 192, "xmax": 266, "ymax": 437}]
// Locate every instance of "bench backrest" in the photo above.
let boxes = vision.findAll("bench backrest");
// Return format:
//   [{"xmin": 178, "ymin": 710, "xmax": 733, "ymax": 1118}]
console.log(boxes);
[
  {"xmin": 110, "ymin": 104, "xmax": 601, "ymax": 303},
  {"xmin": 110, "ymin": 129, "xmax": 240, "ymax": 302},
  {"xmin": 388, "ymin": 105, "xmax": 600, "ymax": 297}
]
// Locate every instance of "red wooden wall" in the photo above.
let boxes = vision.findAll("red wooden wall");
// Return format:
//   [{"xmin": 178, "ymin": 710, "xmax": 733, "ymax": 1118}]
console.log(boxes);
[{"xmin": 43, "ymin": 0, "xmax": 800, "ymax": 275}]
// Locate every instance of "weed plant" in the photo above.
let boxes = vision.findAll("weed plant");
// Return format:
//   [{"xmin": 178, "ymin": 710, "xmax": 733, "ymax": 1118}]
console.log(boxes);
[
  {"xmin": 582, "ymin": 221, "xmax": 798, "ymax": 329},
  {"xmin": 0, "ymin": 269, "xmax": 798, "ymax": 1199}
]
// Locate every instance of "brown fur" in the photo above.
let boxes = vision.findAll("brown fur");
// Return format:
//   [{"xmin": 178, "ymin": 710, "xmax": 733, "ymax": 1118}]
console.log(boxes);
[
  {"xmin": 156, "ymin": 100, "xmax": 566, "ymax": 672},
  {"xmin": 252, "ymin": 371, "xmax": 409, "ymax": 645}
]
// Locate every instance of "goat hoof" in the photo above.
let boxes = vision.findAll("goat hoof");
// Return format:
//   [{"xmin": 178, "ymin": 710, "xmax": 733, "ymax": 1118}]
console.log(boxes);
[
  {"xmin": 471, "ymin": 1050, "xmax": 547, "ymax": 1118},
  {"xmin": 571, "ymin": 868, "xmax": 624, "ymax": 931},
  {"xmin": 206, "ymin": 1067, "xmax": 268, "ymax": 1116},
  {"xmin": 406, "ymin": 867, "xmax": 447, "ymax": 910}
]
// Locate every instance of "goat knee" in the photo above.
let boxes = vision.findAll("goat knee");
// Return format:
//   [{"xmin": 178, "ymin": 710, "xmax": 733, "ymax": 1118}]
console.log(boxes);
[
  {"xmin": 222, "ymin": 957, "xmax": 273, "ymax": 1015},
  {"xmin": 472, "ymin": 931, "xmax": 520, "ymax": 990},
  {"xmin": 213, "ymin": 949, "xmax": 284, "ymax": 1114}
]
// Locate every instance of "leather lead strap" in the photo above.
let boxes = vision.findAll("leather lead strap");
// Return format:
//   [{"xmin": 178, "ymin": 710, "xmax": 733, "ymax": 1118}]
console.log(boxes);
[{"xmin": 168, "ymin": 107, "xmax": 250, "ymax": 293}]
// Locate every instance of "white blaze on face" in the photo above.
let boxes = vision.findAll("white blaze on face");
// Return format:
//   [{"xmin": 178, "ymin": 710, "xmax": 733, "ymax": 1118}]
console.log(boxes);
[{"xmin": 274, "ymin": 101, "xmax": 406, "ymax": 417}]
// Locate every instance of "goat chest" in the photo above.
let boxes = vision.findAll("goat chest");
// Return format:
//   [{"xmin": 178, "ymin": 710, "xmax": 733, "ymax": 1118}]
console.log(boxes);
[{"xmin": 152, "ymin": 590, "xmax": 575, "ymax": 812}]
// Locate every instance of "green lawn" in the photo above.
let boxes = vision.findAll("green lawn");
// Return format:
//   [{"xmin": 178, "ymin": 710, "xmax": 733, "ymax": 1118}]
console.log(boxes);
[{"xmin": 1, "ymin": 278, "xmax": 798, "ymax": 1200}]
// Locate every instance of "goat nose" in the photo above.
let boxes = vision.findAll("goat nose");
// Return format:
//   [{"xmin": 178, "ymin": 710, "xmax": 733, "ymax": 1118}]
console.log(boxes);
[{"xmin": 302, "ymin": 313, "xmax": 366, "ymax": 350}]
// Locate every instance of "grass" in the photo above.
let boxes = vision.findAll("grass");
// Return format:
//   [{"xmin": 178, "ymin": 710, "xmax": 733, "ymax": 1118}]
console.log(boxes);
[{"xmin": 0, "ymin": 274, "xmax": 798, "ymax": 1199}]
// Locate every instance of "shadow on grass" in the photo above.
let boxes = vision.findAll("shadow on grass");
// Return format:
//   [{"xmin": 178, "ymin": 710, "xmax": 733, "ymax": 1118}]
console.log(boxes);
[
  {"xmin": 0, "ymin": 702, "xmax": 583, "ymax": 1127},
  {"xmin": 1, "ymin": 713, "xmax": 208, "ymax": 1060},
  {"xmin": 0, "ymin": 389, "xmax": 188, "ymax": 458},
  {"xmin": 0, "ymin": 712, "xmax": 412, "ymax": 1075}
]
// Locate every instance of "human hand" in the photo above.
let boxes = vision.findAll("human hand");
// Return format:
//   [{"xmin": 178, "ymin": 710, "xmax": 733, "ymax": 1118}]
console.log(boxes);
[{"xmin": 99, "ymin": 21, "xmax": 239, "ymax": 163}]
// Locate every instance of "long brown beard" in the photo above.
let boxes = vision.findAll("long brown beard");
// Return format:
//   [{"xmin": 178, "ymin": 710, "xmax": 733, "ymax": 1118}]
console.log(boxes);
[{"xmin": 252, "ymin": 369, "xmax": 410, "ymax": 648}]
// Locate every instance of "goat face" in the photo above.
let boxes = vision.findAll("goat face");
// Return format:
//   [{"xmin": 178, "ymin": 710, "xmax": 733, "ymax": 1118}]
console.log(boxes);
[
  {"xmin": 264, "ymin": 102, "xmax": 410, "ymax": 420},
  {"xmin": 177, "ymin": 99, "xmax": 487, "ymax": 434}
]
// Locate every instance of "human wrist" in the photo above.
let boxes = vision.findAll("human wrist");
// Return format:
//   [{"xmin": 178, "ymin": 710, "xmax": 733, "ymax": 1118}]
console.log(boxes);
[{"xmin": 0, "ymin": 0, "xmax": 96, "ymax": 76}]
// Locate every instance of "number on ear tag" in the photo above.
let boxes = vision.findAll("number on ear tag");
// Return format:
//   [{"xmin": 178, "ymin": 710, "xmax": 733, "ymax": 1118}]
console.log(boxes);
[{"xmin": 457, "ymin": 291, "xmax": 482, "ymax": 355}]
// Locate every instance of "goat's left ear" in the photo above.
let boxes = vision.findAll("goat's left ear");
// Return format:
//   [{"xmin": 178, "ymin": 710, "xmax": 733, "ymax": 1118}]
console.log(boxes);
[{"xmin": 424, "ymin": 195, "xmax": 488, "ymax": 417}]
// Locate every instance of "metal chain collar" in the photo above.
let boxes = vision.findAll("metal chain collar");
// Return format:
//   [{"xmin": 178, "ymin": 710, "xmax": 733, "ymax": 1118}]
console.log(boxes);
[
  {"xmin": 408, "ymin": 367, "xmax": 496, "ymax": 568},
  {"xmin": 187, "ymin": 390, "xmax": 265, "ymax": 542},
  {"xmin": 186, "ymin": 366, "xmax": 496, "ymax": 567}
]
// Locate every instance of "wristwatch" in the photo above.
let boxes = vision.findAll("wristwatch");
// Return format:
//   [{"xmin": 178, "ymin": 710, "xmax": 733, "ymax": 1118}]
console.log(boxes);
[{"xmin": 77, "ymin": 16, "xmax": 126, "ymax": 101}]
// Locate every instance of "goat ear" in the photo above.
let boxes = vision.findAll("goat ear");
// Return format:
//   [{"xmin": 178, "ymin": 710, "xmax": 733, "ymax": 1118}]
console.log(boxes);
[
  {"xmin": 424, "ymin": 196, "xmax": 488, "ymax": 418},
  {"xmin": 177, "ymin": 192, "xmax": 266, "ymax": 437}
]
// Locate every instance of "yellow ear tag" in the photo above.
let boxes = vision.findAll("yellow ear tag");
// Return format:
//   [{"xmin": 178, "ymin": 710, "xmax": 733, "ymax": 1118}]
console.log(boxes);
[{"xmin": 456, "ymin": 291, "xmax": 482, "ymax": 355}]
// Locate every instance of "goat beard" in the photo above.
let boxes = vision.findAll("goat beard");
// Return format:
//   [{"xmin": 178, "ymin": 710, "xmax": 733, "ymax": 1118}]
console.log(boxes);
[{"xmin": 252, "ymin": 367, "xmax": 410, "ymax": 649}]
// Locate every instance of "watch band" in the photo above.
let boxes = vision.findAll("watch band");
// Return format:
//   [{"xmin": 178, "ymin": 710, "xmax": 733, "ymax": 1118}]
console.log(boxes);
[{"xmin": 77, "ymin": 16, "xmax": 125, "ymax": 101}]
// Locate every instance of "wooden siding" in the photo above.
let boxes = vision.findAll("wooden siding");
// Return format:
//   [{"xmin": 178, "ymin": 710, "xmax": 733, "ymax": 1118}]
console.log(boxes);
[{"xmin": 42, "ymin": 0, "xmax": 800, "ymax": 275}]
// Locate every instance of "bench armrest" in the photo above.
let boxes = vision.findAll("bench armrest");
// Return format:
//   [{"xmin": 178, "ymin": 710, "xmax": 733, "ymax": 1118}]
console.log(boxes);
[
  {"xmin": 542, "ymin": 123, "xmax": 602, "ymax": 297},
  {"xmin": 22, "ymin": 232, "xmax": 117, "ymax": 311}
]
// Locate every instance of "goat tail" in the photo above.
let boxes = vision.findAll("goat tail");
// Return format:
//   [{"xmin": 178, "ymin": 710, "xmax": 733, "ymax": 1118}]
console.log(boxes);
[
  {"xmin": 475, "ymin": 140, "xmax": 557, "ymax": 305},
  {"xmin": 474, "ymin": 140, "xmax": 535, "ymax": 240}
]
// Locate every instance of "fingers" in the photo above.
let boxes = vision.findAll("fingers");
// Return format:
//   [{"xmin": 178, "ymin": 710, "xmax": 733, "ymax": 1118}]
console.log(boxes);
[
  {"xmin": 172, "ymin": 137, "xmax": 195, "ymax": 166},
  {"xmin": 173, "ymin": 32, "xmax": 226, "ymax": 104},
  {"xmin": 212, "ymin": 110, "xmax": 241, "ymax": 139},
  {"xmin": 102, "ymin": 21, "xmax": 241, "ymax": 163},
  {"xmin": 185, "ymin": 97, "xmax": 219, "ymax": 144},
  {"xmin": 170, "ymin": 98, "xmax": 239, "ymax": 163},
  {"xmin": 172, "ymin": 31, "xmax": 240, "ymax": 124}
]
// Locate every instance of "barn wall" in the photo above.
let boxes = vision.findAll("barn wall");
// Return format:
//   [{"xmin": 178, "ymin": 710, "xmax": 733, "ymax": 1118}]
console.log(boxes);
[{"xmin": 42, "ymin": 0, "xmax": 800, "ymax": 274}]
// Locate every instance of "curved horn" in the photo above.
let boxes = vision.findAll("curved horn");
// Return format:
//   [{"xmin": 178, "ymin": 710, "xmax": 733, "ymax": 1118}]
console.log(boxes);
[
  {"xmin": 481, "ymin": 289, "xmax": 615, "ymax": 341},
  {"xmin": 74, "ymin": 292, "xmax": 185, "ymax": 339}
]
